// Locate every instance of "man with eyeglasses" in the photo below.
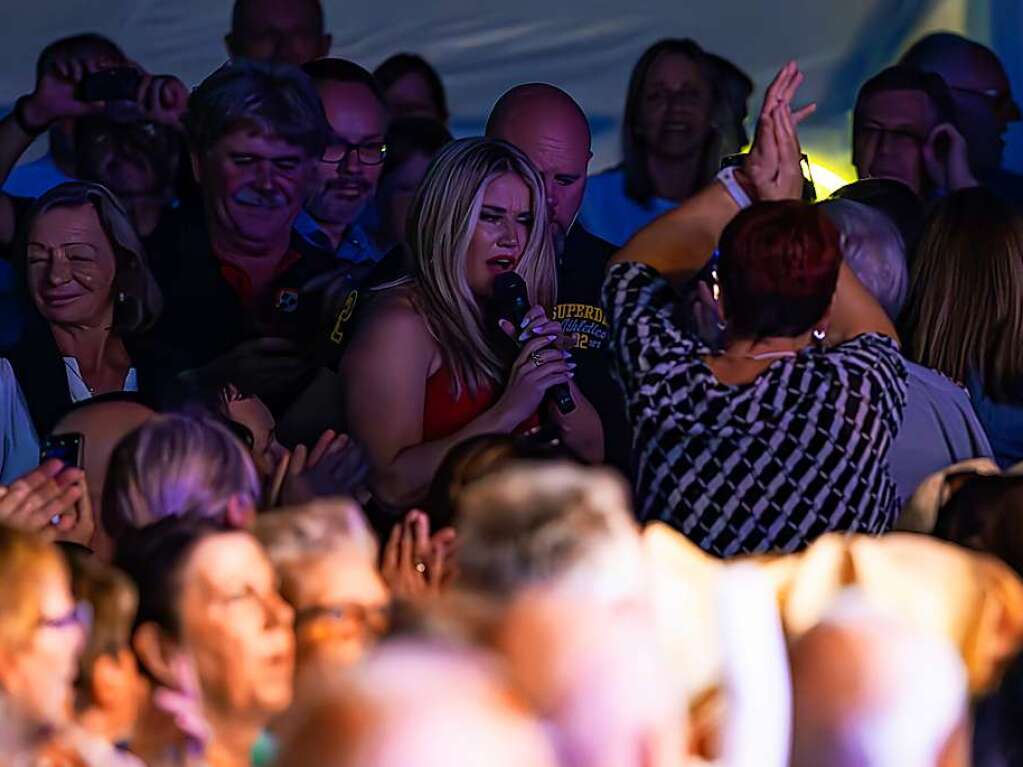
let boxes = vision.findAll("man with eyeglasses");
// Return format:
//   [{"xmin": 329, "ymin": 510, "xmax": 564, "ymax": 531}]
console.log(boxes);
[
  {"xmin": 852, "ymin": 66, "xmax": 968, "ymax": 199},
  {"xmin": 297, "ymin": 58, "xmax": 391, "ymax": 266},
  {"xmin": 901, "ymin": 33, "xmax": 1023, "ymax": 203}
]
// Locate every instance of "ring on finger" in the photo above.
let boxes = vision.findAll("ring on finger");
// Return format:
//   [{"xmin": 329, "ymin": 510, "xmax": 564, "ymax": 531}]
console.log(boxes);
[
  {"xmin": 415, "ymin": 560, "xmax": 428, "ymax": 575},
  {"xmin": 530, "ymin": 351, "xmax": 544, "ymax": 368}
]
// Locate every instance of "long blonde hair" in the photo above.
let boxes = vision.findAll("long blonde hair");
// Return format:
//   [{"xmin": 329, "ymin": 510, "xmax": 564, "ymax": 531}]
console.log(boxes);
[
  {"xmin": 408, "ymin": 138, "xmax": 556, "ymax": 398},
  {"xmin": 903, "ymin": 187, "xmax": 1023, "ymax": 401}
]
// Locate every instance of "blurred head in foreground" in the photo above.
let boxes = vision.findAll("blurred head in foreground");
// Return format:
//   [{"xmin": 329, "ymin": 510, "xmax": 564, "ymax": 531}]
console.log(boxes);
[
  {"xmin": 454, "ymin": 462, "xmax": 686, "ymax": 767},
  {"xmin": 255, "ymin": 500, "xmax": 389, "ymax": 684},
  {"xmin": 790, "ymin": 596, "xmax": 970, "ymax": 767},
  {"xmin": 276, "ymin": 641, "xmax": 557, "ymax": 767},
  {"xmin": 454, "ymin": 461, "xmax": 644, "ymax": 604}
]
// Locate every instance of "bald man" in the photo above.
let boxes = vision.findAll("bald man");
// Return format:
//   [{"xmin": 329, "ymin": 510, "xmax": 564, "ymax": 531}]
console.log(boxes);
[
  {"xmin": 498, "ymin": 589, "xmax": 686, "ymax": 767},
  {"xmin": 226, "ymin": 0, "xmax": 331, "ymax": 66},
  {"xmin": 790, "ymin": 605, "xmax": 970, "ymax": 767},
  {"xmin": 50, "ymin": 396, "xmax": 154, "ymax": 558},
  {"xmin": 486, "ymin": 85, "xmax": 632, "ymax": 476},
  {"xmin": 902, "ymin": 33, "xmax": 1020, "ymax": 180}
]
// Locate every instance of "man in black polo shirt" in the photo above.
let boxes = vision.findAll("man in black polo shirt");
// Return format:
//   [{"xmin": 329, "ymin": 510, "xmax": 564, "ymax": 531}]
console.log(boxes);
[
  {"xmin": 486, "ymin": 85, "xmax": 632, "ymax": 477},
  {"xmin": 155, "ymin": 59, "xmax": 366, "ymax": 420}
]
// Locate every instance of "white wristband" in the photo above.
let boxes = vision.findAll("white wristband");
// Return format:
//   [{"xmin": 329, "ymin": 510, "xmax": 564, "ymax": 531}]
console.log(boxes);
[{"xmin": 716, "ymin": 165, "xmax": 753, "ymax": 210}]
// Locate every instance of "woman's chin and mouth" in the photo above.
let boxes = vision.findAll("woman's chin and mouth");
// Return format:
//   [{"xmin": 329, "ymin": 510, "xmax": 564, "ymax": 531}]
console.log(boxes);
[
  {"xmin": 39, "ymin": 294, "xmax": 95, "ymax": 324},
  {"xmin": 40, "ymin": 292, "xmax": 85, "ymax": 309},
  {"xmin": 256, "ymin": 648, "xmax": 296, "ymax": 711}
]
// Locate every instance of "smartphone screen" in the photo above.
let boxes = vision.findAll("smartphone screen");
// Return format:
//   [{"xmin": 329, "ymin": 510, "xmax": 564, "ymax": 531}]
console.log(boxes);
[
  {"xmin": 77, "ymin": 68, "xmax": 142, "ymax": 103},
  {"xmin": 40, "ymin": 433, "xmax": 84, "ymax": 468}
]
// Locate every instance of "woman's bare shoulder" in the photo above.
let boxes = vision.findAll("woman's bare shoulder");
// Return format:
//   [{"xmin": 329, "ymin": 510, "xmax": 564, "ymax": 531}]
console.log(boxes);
[{"xmin": 346, "ymin": 286, "xmax": 439, "ymax": 369}]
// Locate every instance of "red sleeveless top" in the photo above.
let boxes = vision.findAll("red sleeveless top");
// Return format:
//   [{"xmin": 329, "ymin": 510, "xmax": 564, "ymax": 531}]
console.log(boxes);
[{"xmin": 422, "ymin": 363, "xmax": 539, "ymax": 441}]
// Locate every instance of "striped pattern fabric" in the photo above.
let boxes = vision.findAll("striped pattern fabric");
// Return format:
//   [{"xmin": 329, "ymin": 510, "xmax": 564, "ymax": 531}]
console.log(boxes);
[{"xmin": 604, "ymin": 262, "xmax": 908, "ymax": 557}]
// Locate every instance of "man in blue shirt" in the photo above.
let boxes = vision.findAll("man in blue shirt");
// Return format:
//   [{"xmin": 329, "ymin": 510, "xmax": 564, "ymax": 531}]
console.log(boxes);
[
  {"xmin": 296, "ymin": 59, "xmax": 391, "ymax": 266},
  {"xmin": 2, "ymin": 34, "xmax": 125, "ymax": 200}
]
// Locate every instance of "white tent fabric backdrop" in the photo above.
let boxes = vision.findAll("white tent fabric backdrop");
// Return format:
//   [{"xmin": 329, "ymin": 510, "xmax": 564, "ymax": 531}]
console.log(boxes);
[{"xmin": 2, "ymin": 0, "xmax": 1022, "ymax": 187}]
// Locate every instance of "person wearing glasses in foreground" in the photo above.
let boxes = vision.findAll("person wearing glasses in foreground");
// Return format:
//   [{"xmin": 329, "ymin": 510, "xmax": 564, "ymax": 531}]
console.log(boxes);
[
  {"xmin": 0, "ymin": 524, "xmax": 143, "ymax": 765},
  {"xmin": 254, "ymin": 501, "xmax": 389, "ymax": 698},
  {"xmin": 605, "ymin": 63, "xmax": 908, "ymax": 557}
]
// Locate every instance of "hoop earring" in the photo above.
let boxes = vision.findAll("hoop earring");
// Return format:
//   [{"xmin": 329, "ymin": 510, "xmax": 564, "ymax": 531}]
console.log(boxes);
[{"xmin": 812, "ymin": 328, "xmax": 827, "ymax": 344}]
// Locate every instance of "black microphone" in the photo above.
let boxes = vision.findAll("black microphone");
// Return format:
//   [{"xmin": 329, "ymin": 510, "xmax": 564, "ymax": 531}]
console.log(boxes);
[{"xmin": 492, "ymin": 272, "xmax": 576, "ymax": 414}]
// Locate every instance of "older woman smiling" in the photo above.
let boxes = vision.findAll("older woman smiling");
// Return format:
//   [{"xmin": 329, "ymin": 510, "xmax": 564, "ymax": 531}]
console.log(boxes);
[{"xmin": 4, "ymin": 181, "xmax": 168, "ymax": 436}]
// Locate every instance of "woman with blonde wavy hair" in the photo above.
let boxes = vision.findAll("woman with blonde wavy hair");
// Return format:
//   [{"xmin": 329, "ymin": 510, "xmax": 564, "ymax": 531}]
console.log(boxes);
[{"xmin": 342, "ymin": 138, "xmax": 603, "ymax": 509}]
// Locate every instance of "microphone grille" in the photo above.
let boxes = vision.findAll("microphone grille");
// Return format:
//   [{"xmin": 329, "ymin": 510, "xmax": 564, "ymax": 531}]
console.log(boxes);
[{"xmin": 492, "ymin": 271, "xmax": 527, "ymax": 297}]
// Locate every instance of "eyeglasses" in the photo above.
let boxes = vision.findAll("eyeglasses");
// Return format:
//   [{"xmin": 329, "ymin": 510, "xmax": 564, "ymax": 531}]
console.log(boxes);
[
  {"xmin": 858, "ymin": 124, "xmax": 928, "ymax": 148},
  {"xmin": 948, "ymin": 85, "xmax": 1019, "ymax": 116},
  {"xmin": 321, "ymin": 140, "xmax": 388, "ymax": 167},
  {"xmin": 38, "ymin": 601, "xmax": 92, "ymax": 633},
  {"xmin": 294, "ymin": 603, "xmax": 391, "ymax": 638}
]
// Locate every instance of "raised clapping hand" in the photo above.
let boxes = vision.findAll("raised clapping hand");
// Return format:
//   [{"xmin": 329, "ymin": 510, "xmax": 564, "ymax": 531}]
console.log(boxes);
[
  {"xmin": 743, "ymin": 61, "xmax": 817, "ymax": 202},
  {"xmin": 381, "ymin": 510, "xmax": 457, "ymax": 600}
]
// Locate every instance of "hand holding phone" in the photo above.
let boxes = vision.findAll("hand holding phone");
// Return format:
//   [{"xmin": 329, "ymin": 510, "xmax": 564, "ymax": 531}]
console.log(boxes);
[
  {"xmin": 37, "ymin": 434, "xmax": 95, "ymax": 544},
  {"xmin": 19, "ymin": 53, "xmax": 113, "ymax": 130},
  {"xmin": 76, "ymin": 67, "xmax": 143, "ymax": 103},
  {"xmin": 40, "ymin": 432, "xmax": 84, "ymax": 468},
  {"xmin": 0, "ymin": 459, "xmax": 84, "ymax": 537}
]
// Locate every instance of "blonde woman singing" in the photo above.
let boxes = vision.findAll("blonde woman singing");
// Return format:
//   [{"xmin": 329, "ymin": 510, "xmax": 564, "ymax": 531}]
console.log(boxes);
[{"xmin": 342, "ymin": 138, "xmax": 603, "ymax": 509}]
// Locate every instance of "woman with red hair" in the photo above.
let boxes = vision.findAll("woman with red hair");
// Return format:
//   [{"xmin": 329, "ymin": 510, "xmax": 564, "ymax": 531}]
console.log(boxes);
[{"xmin": 604, "ymin": 63, "xmax": 906, "ymax": 557}]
